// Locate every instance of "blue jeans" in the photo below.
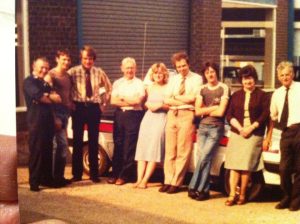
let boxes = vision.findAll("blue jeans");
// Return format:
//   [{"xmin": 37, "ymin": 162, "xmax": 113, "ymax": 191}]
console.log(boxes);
[
  {"xmin": 189, "ymin": 123, "xmax": 224, "ymax": 193},
  {"xmin": 53, "ymin": 109, "xmax": 69, "ymax": 180}
]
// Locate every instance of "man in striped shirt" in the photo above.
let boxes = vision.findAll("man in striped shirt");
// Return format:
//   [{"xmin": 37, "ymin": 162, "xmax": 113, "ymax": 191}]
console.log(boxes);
[{"xmin": 68, "ymin": 45, "xmax": 112, "ymax": 183}]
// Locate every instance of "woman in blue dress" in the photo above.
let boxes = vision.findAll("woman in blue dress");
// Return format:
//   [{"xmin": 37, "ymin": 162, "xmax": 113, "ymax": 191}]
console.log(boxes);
[{"xmin": 134, "ymin": 63, "xmax": 169, "ymax": 188}]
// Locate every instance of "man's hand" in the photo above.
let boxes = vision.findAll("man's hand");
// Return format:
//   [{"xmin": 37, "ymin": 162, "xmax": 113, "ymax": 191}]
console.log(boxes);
[{"xmin": 49, "ymin": 92, "xmax": 62, "ymax": 103}]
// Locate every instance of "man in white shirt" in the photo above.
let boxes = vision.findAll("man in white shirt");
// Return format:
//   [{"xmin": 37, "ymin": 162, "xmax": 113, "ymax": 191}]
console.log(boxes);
[
  {"xmin": 270, "ymin": 61, "xmax": 300, "ymax": 211},
  {"xmin": 108, "ymin": 57, "xmax": 145, "ymax": 185},
  {"xmin": 160, "ymin": 52, "xmax": 203, "ymax": 194}
]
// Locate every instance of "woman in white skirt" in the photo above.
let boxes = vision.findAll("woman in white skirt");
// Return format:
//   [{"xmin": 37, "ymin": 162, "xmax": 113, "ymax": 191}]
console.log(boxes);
[{"xmin": 224, "ymin": 65, "xmax": 270, "ymax": 206}]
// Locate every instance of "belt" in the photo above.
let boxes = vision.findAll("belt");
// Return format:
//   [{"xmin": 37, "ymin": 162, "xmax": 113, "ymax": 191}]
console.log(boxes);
[
  {"xmin": 286, "ymin": 123, "xmax": 300, "ymax": 130},
  {"xmin": 75, "ymin": 102, "xmax": 99, "ymax": 107},
  {"xmin": 117, "ymin": 108, "xmax": 142, "ymax": 112}
]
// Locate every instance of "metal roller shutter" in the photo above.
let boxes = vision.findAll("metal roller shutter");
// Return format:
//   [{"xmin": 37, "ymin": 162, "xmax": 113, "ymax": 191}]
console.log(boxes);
[{"xmin": 79, "ymin": 0, "xmax": 190, "ymax": 81}]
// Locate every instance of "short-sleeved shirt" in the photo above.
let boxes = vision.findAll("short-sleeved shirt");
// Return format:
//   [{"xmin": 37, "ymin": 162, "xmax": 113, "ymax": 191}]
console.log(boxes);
[
  {"xmin": 68, "ymin": 65, "xmax": 112, "ymax": 104},
  {"xmin": 165, "ymin": 71, "xmax": 203, "ymax": 110},
  {"xmin": 199, "ymin": 82, "xmax": 230, "ymax": 126},
  {"xmin": 48, "ymin": 69, "xmax": 73, "ymax": 109},
  {"xmin": 111, "ymin": 76, "xmax": 145, "ymax": 110}
]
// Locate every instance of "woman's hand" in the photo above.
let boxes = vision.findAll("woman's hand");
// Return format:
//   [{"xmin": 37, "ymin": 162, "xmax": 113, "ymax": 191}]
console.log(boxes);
[
  {"xmin": 239, "ymin": 126, "xmax": 254, "ymax": 138},
  {"xmin": 262, "ymin": 139, "xmax": 271, "ymax": 151}
]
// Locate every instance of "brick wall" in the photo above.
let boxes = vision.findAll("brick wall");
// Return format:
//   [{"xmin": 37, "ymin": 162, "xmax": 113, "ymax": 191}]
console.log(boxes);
[
  {"xmin": 276, "ymin": 0, "xmax": 289, "ymax": 66},
  {"xmin": 28, "ymin": 0, "xmax": 79, "ymax": 67},
  {"xmin": 189, "ymin": 0, "xmax": 222, "ymax": 74}
]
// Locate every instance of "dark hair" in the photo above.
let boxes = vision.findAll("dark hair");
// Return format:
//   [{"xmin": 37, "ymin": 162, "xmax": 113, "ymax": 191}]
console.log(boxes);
[
  {"xmin": 238, "ymin": 64, "xmax": 258, "ymax": 83},
  {"xmin": 171, "ymin": 51, "xmax": 189, "ymax": 67},
  {"xmin": 80, "ymin": 45, "xmax": 96, "ymax": 61},
  {"xmin": 201, "ymin": 61, "xmax": 220, "ymax": 82},
  {"xmin": 56, "ymin": 49, "xmax": 71, "ymax": 58}
]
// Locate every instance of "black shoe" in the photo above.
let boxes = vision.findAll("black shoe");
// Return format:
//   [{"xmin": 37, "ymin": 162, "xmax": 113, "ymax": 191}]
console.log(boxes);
[
  {"xmin": 158, "ymin": 184, "xmax": 170, "ymax": 193},
  {"xmin": 289, "ymin": 199, "xmax": 300, "ymax": 211},
  {"xmin": 167, "ymin": 186, "xmax": 180, "ymax": 194},
  {"xmin": 40, "ymin": 179, "xmax": 57, "ymax": 188},
  {"xmin": 194, "ymin": 191, "xmax": 210, "ymax": 201},
  {"xmin": 188, "ymin": 189, "xmax": 197, "ymax": 199},
  {"xmin": 30, "ymin": 185, "xmax": 40, "ymax": 192},
  {"xmin": 55, "ymin": 178, "xmax": 72, "ymax": 187},
  {"xmin": 61, "ymin": 178, "xmax": 72, "ymax": 185},
  {"xmin": 71, "ymin": 176, "xmax": 82, "ymax": 182},
  {"xmin": 90, "ymin": 177, "xmax": 100, "ymax": 183},
  {"xmin": 275, "ymin": 197, "xmax": 290, "ymax": 209}
]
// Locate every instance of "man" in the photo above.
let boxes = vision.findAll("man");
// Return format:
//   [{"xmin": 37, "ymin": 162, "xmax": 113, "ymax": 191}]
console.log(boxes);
[
  {"xmin": 188, "ymin": 62, "xmax": 229, "ymax": 201},
  {"xmin": 160, "ymin": 51, "xmax": 203, "ymax": 194},
  {"xmin": 270, "ymin": 61, "xmax": 300, "ymax": 211},
  {"xmin": 108, "ymin": 57, "xmax": 145, "ymax": 185},
  {"xmin": 44, "ymin": 49, "xmax": 73, "ymax": 186},
  {"xmin": 23, "ymin": 57, "xmax": 62, "ymax": 191},
  {"xmin": 68, "ymin": 45, "xmax": 112, "ymax": 183}
]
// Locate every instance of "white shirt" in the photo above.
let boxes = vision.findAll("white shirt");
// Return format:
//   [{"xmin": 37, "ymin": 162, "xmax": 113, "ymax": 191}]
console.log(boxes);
[
  {"xmin": 165, "ymin": 71, "xmax": 203, "ymax": 110},
  {"xmin": 270, "ymin": 81, "xmax": 300, "ymax": 127},
  {"xmin": 112, "ymin": 77, "xmax": 145, "ymax": 110}
]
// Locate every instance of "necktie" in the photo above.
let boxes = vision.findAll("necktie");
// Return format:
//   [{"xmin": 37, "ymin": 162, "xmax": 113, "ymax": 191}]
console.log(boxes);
[
  {"xmin": 178, "ymin": 76, "xmax": 186, "ymax": 95},
  {"xmin": 173, "ymin": 76, "xmax": 186, "ymax": 116},
  {"xmin": 85, "ymin": 70, "xmax": 93, "ymax": 98},
  {"xmin": 279, "ymin": 88, "xmax": 289, "ymax": 130}
]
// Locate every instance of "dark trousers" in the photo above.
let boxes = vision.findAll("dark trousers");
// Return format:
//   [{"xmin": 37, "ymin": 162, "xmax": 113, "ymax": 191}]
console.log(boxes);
[
  {"xmin": 28, "ymin": 107, "xmax": 54, "ymax": 187},
  {"xmin": 280, "ymin": 124, "xmax": 300, "ymax": 205},
  {"xmin": 112, "ymin": 109, "xmax": 144, "ymax": 180},
  {"xmin": 72, "ymin": 102, "xmax": 101, "ymax": 179}
]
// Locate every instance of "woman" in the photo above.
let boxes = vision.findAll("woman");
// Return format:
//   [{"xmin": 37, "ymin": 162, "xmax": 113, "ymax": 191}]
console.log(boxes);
[
  {"xmin": 225, "ymin": 65, "xmax": 269, "ymax": 206},
  {"xmin": 134, "ymin": 63, "xmax": 169, "ymax": 188},
  {"xmin": 188, "ymin": 62, "xmax": 229, "ymax": 200}
]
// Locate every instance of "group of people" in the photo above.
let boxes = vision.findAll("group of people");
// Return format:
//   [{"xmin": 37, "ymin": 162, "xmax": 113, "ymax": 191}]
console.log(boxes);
[{"xmin": 23, "ymin": 46, "xmax": 300, "ymax": 212}]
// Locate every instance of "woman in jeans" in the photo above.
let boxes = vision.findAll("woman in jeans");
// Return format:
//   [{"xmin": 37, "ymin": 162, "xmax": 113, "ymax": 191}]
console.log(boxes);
[{"xmin": 188, "ymin": 62, "xmax": 230, "ymax": 200}]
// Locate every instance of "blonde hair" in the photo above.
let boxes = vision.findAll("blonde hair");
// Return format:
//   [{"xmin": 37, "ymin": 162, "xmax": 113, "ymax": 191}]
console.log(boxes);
[
  {"xmin": 149, "ymin": 63, "xmax": 169, "ymax": 84},
  {"xmin": 121, "ymin": 57, "xmax": 136, "ymax": 67},
  {"xmin": 277, "ymin": 61, "xmax": 294, "ymax": 76}
]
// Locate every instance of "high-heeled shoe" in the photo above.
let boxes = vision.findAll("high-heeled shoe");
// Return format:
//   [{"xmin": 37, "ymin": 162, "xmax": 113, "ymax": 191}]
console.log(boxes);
[
  {"xmin": 225, "ymin": 195, "xmax": 237, "ymax": 206},
  {"xmin": 237, "ymin": 195, "xmax": 247, "ymax": 205}
]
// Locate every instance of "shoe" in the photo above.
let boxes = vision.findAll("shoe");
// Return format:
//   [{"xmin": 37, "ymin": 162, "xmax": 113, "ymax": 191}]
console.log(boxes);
[
  {"xmin": 41, "ymin": 179, "xmax": 61, "ymax": 188},
  {"xmin": 107, "ymin": 177, "xmax": 117, "ymax": 184},
  {"xmin": 71, "ymin": 177, "xmax": 82, "ymax": 182},
  {"xmin": 30, "ymin": 185, "xmax": 40, "ymax": 192},
  {"xmin": 167, "ymin": 185, "xmax": 180, "ymax": 194},
  {"xmin": 275, "ymin": 197, "xmax": 290, "ymax": 209},
  {"xmin": 225, "ymin": 195, "xmax": 237, "ymax": 206},
  {"xmin": 236, "ymin": 197, "xmax": 247, "ymax": 205},
  {"xmin": 188, "ymin": 189, "xmax": 197, "ymax": 199},
  {"xmin": 289, "ymin": 200, "xmax": 300, "ymax": 211},
  {"xmin": 61, "ymin": 178, "xmax": 72, "ymax": 185},
  {"xmin": 115, "ymin": 178, "xmax": 126, "ymax": 185},
  {"xmin": 158, "ymin": 184, "xmax": 170, "ymax": 193},
  {"xmin": 90, "ymin": 177, "xmax": 100, "ymax": 183},
  {"xmin": 194, "ymin": 191, "xmax": 210, "ymax": 201}
]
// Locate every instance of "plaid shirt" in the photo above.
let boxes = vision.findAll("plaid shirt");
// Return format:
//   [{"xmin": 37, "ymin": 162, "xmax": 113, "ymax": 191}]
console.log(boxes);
[{"xmin": 68, "ymin": 65, "xmax": 112, "ymax": 104}]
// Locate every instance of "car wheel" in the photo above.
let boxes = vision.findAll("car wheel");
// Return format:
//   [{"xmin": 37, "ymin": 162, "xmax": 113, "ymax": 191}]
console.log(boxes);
[
  {"xmin": 224, "ymin": 169, "xmax": 265, "ymax": 201},
  {"xmin": 83, "ymin": 144, "xmax": 109, "ymax": 176}
]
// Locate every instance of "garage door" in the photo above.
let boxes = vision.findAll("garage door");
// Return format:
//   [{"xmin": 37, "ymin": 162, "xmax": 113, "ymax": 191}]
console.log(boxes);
[{"xmin": 79, "ymin": 0, "xmax": 190, "ymax": 82}]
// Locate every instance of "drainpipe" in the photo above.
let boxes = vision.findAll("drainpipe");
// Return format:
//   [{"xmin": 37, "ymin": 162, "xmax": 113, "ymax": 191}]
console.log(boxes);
[
  {"xmin": 288, "ymin": 0, "xmax": 294, "ymax": 61},
  {"xmin": 77, "ymin": 0, "xmax": 83, "ymax": 50}
]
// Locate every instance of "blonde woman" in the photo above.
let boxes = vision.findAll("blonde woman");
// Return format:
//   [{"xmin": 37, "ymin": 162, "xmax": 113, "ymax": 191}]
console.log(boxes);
[{"xmin": 134, "ymin": 63, "xmax": 169, "ymax": 188}]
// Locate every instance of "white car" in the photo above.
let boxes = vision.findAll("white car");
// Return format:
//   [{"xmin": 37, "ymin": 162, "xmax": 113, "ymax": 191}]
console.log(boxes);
[{"xmin": 67, "ymin": 119, "xmax": 281, "ymax": 200}]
